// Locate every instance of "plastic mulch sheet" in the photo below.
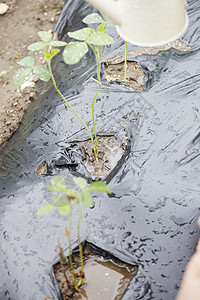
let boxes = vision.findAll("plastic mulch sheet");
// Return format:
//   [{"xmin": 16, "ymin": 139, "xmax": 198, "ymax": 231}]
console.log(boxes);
[{"xmin": 0, "ymin": 0, "xmax": 200, "ymax": 299}]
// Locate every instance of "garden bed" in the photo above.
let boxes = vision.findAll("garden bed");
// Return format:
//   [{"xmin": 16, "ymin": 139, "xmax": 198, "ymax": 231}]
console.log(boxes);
[{"xmin": 0, "ymin": 1, "xmax": 199, "ymax": 300}]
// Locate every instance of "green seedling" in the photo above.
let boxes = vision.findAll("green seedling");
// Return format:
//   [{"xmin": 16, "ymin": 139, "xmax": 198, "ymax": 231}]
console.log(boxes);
[
  {"xmin": 37, "ymin": 175, "xmax": 111, "ymax": 291},
  {"xmin": 0, "ymin": 70, "xmax": 7, "ymax": 82},
  {"xmin": 64, "ymin": 13, "xmax": 115, "ymax": 159},
  {"xmin": 13, "ymin": 14, "xmax": 115, "ymax": 162},
  {"xmin": 13, "ymin": 31, "xmax": 98, "ymax": 162},
  {"xmin": 124, "ymin": 41, "xmax": 128, "ymax": 82}
]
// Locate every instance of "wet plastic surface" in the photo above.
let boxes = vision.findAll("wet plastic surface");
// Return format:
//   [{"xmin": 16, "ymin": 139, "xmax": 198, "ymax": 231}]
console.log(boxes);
[{"xmin": 0, "ymin": 0, "xmax": 200, "ymax": 299}]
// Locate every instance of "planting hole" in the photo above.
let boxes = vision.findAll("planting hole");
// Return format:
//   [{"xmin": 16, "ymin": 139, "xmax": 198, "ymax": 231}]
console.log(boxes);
[{"xmin": 54, "ymin": 243, "xmax": 137, "ymax": 299}]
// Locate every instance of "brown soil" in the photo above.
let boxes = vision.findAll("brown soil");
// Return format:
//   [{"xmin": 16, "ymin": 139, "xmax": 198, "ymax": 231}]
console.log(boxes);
[
  {"xmin": 54, "ymin": 243, "xmax": 136, "ymax": 300},
  {"xmin": 0, "ymin": 0, "xmax": 64, "ymax": 149}
]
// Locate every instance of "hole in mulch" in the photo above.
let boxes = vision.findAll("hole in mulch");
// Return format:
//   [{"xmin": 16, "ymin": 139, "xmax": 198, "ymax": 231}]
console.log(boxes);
[
  {"xmin": 75, "ymin": 136, "xmax": 129, "ymax": 181},
  {"xmin": 36, "ymin": 136, "xmax": 130, "ymax": 181},
  {"xmin": 54, "ymin": 242, "xmax": 137, "ymax": 300},
  {"xmin": 104, "ymin": 61, "xmax": 145, "ymax": 91}
]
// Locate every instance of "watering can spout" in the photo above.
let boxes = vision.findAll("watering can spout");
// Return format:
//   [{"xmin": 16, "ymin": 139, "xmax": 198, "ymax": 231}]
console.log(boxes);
[
  {"xmin": 85, "ymin": 0, "xmax": 122, "ymax": 26},
  {"xmin": 84, "ymin": 0, "xmax": 188, "ymax": 47}
]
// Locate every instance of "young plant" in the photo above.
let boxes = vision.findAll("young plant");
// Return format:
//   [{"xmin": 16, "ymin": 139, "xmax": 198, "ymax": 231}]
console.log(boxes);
[
  {"xmin": 124, "ymin": 41, "xmax": 128, "ymax": 82},
  {"xmin": 13, "ymin": 31, "xmax": 98, "ymax": 161},
  {"xmin": 63, "ymin": 13, "xmax": 115, "ymax": 159},
  {"xmin": 37, "ymin": 175, "xmax": 111, "ymax": 291}
]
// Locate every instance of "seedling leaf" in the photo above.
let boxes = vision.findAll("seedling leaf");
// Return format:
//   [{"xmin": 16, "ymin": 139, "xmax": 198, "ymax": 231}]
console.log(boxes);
[
  {"xmin": 57, "ymin": 203, "xmax": 71, "ymax": 216},
  {"xmin": 101, "ymin": 13, "xmax": 115, "ymax": 26},
  {"xmin": 63, "ymin": 42, "xmax": 88, "ymax": 65},
  {"xmin": 80, "ymin": 190, "xmax": 93, "ymax": 208},
  {"xmin": 47, "ymin": 176, "xmax": 66, "ymax": 192},
  {"xmin": 82, "ymin": 13, "xmax": 104, "ymax": 24},
  {"xmin": 33, "ymin": 66, "xmax": 50, "ymax": 82},
  {"xmin": 73, "ymin": 177, "xmax": 87, "ymax": 189},
  {"xmin": 38, "ymin": 31, "xmax": 52, "ymax": 43},
  {"xmin": 28, "ymin": 41, "xmax": 46, "ymax": 51},
  {"xmin": 97, "ymin": 23, "xmax": 107, "ymax": 33},
  {"xmin": 43, "ymin": 50, "xmax": 50, "ymax": 55},
  {"xmin": 50, "ymin": 48, "xmax": 60, "ymax": 58},
  {"xmin": 18, "ymin": 56, "xmax": 35, "ymax": 67},
  {"xmin": 68, "ymin": 28, "xmax": 94, "ymax": 41},
  {"xmin": 48, "ymin": 41, "xmax": 67, "ymax": 47},
  {"xmin": 13, "ymin": 68, "xmax": 32, "ymax": 86},
  {"xmin": 86, "ymin": 32, "xmax": 114, "ymax": 46},
  {"xmin": 87, "ymin": 181, "xmax": 111, "ymax": 194},
  {"xmin": 37, "ymin": 204, "xmax": 54, "ymax": 215}
]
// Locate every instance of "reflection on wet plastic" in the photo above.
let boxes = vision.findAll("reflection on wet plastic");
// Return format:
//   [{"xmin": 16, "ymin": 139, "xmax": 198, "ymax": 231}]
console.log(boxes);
[
  {"xmin": 73, "ymin": 256, "xmax": 135, "ymax": 300},
  {"xmin": 0, "ymin": 0, "xmax": 200, "ymax": 299}
]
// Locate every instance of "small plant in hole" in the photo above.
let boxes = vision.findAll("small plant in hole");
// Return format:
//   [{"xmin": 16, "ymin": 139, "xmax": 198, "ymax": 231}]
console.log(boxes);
[
  {"xmin": 63, "ymin": 13, "xmax": 115, "ymax": 160},
  {"xmin": 13, "ymin": 31, "xmax": 98, "ymax": 160},
  {"xmin": 13, "ymin": 14, "xmax": 114, "ymax": 162},
  {"xmin": 37, "ymin": 176, "xmax": 111, "ymax": 292}
]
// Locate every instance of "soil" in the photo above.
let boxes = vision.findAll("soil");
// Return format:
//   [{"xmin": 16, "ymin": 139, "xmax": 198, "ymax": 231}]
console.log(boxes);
[
  {"xmin": 0, "ymin": 0, "xmax": 64, "ymax": 149},
  {"xmin": 75, "ymin": 136, "xmax": 129, "ymax": 180},
  {"xmin": 54, "ymin": 243, "xmax": 136, "ymax": 300}
]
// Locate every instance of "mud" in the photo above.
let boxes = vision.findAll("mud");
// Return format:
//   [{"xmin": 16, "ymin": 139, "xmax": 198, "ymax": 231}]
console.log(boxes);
[{"xmin": 54, "ymin": 243, "xmax": 136, "ymax": 300}]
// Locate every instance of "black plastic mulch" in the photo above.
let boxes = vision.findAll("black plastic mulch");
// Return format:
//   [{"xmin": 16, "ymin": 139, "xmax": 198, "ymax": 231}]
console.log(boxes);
[{"xmin": 0, "ymin": 0, "xmax": 200, "ymax": 299}]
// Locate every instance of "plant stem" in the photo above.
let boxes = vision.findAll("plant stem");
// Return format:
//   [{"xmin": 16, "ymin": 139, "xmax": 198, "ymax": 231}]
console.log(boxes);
[
  {"xmin": 124, "ymin": 41, "xmax": 128, "ymax": 82},
  {"xmin": 67, "ymin": 206, "xmax": 79, "ymax": 291},
  {"xmin": 57, "ymin": 237, "xmax": 69, "ymax": 286},
  {"xmin": 91, "ymin": 45, "xmax": 103, "ymax": 160},
  {"xmin": 77, "ymin": 199, "xmax": 84, "ymax": 287},
  {"xmin": 47, "ymin": 61, "xmax": 98, "ymax": 161}
]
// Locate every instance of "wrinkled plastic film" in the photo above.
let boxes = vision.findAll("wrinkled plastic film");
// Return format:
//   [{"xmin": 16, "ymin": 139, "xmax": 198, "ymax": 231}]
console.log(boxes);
[{"xmin": 0, "ymin": 0, "xmax": 200, "ymax": 299}]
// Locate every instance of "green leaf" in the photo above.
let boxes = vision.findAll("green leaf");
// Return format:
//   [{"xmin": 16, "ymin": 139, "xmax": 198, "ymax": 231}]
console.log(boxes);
[
  {"xmin": 37, "ymin": 204, "xmax": 54, "ymax": 215},
  {"xmin": 68, "ymin": 28, "xmax": 94, "ymax": 41},
  {"xmin": 82, "ymin": 13, "xmax": 104, "ymax": 24},
  {"xmin": 38, "ymin": 31, "xmax": 52, "ymax": 43},
  {"xmin": 48, "ymin": 41, "xmax": 67, "ymax": 47},
  {"xmin": 63, "ymin": 42, "xmax": 88, "ymax": 65},
  {"xmin": 33, "ymin": 66, "xmax": 50, "ymax": 82},
  {"xmin": 57, "ymin": 202, "xmax": 71, "ymax": 215},
  {"xmin": 87, "ymin": 181, "xmax": 111, "ymax": 194},
  {"xmin": 80, "ymin": 190, "xmax": 93, "ymax": 208},
  {"xmin": 28, "ymin": 41, "xmax": 46, "ymax": 51},
  {"xmin": 43, "ymin": 50, "xmax": 51, "ymax": 61},
  {"xmin": 43, "ymin": 50, "xmax": 50, "ymax": 56},
  {"xmin": 86, "ymin": 32, "xmax": 114, "ymax": 46},
  {"xmin": 47, "ymin": 176, "xmax": 66, "ymax": 192},
  {"xmin": 73, "ymin": 177, "xmax": 87, "ymax": 189},
  {"xmin": 50, "ymin": 48, "xmax": 60, "ymax": 58},
  {"xmin": 52, "ymin": 195, "xmax": 63, "ymax": 203},
  {"xmin": 101, "ymin": 13, "xmax": 115, "ymax": 26},
  {"xmin": 13, "ymin": 68, "xmax": 32, "ymax": 86},
  {"xmin": 97, "ymin": 22, "xmax": 107, "ymax": 33},
  {"xmin": 17, "ymin": 56, "xmax": 35, "ymax": 68}
]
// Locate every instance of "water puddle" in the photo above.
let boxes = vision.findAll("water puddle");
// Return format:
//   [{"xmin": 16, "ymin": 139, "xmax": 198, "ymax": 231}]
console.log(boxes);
[{"xmin": 54, "ymin": 243, "xmax": 136, "ymax": 300}]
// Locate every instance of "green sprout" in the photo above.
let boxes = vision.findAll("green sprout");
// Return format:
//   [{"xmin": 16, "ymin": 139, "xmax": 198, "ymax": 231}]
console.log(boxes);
[
  {"xmin": 13, "ymin": 14, "xmax": 114, "ymax": 162},
  {"xmin": 13, "ymin": 31, "xmax": 98, "ymax": 161},
  {"xmin": 37, "ymin": 175, "xmax": 111, "ymax": 291},
  {"xmin": 124, "ymin": 41, "xmax": 128, "ymax": 82},
  {"xmin": 63, "ymin": 13, "xmax": 115, "ymax": 159}
]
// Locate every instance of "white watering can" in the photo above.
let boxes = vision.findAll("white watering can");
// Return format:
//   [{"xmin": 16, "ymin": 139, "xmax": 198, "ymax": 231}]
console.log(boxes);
[{"xmin": 84, "ymin": 0, "xmax": 189, "ymax": 46}]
